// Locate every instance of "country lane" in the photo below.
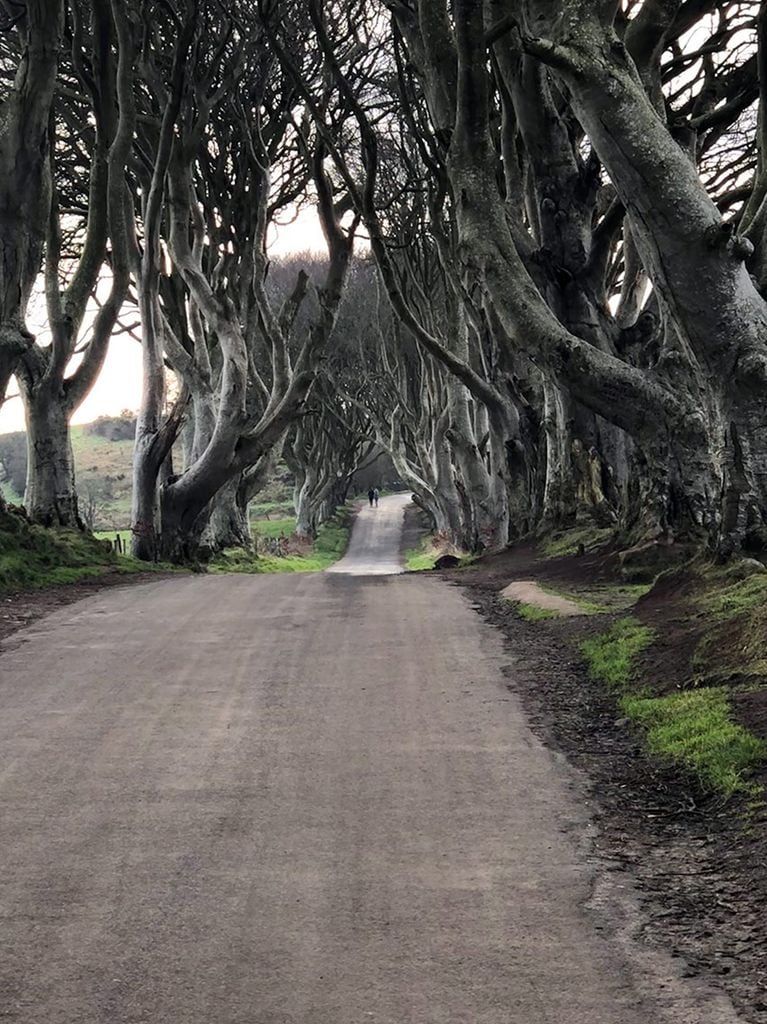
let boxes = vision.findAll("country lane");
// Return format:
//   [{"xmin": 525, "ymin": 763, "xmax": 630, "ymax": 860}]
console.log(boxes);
[{"xmin": 0, "ymin": 495, "xmax": 743, "ymax": 1023}]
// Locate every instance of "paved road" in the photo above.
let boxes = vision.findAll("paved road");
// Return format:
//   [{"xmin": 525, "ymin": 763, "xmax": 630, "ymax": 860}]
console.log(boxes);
[
  {"xmin": 327, "ymin": 493, "xmax": 411, "ymax": 575},
  {"xmin": 0, "ymin": 508, "xmax": 741, "ymax": 1023}
]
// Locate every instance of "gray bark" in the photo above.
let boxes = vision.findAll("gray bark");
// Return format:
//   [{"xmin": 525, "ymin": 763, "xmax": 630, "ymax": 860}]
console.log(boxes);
[
  {"xmin": 18, "ymin": 1, "xmax": 134, "ymax": 529},
  {"xmin": 0, "ymin": 2, "xmax": 62, "ymax": 397},
  {"xmin": 23, "ymin": 385, "xmax": 80, "ymax": 528}
]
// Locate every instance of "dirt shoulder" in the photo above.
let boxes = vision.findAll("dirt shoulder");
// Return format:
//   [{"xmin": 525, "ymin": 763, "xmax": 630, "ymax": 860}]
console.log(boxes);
[
  {"xmin": 0, "ymin": 570, "xmax": 178, "ymax": 653},
  {"xmin": 443, "ymin": 548, "xmax": 767, "ymax": 1023}
]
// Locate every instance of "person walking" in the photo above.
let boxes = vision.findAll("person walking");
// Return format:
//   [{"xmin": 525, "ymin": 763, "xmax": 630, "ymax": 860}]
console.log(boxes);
[
  {"xmin": 373, "ymin": 487, "xmax": 380, "ymax": 507},
  {"xmin": 367, "ymin": 488, "xmax": 375, "ymax": 508}
]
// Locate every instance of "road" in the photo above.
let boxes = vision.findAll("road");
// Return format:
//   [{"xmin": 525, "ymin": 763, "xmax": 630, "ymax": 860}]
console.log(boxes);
[
  {"xmin": 327, "ymin": 492, "xmax": 411, "ymax": 575},
  {"xmin": 0, "ymin": 496, "xmax": 741, "ymax": 1023}
]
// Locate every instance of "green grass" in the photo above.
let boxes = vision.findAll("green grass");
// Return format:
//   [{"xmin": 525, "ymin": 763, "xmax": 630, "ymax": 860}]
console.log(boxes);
[
  {"xmin": 581, "ymin": 610, "xmax": 764, "ymax": 794},
  {"xmin": 0, "ymin": 510, "xmax": 183, "ymax": 592},
  {"xmin": 508, "ymin": 582, "xmax": 649, "ymax": 621},
  {"xmin": 211, "ymin": 509, "xmax": 352, "ymax": 575},
  {"xmin": 541, "ymin": 524, "xmax": 615, "ymax": 558},
  {"xmin": 546, "ymin": 582, "xmax": 652, "ymax": 613},
  {"xmin": 251, "ymin": 517, "xmax": 296, "ymax": 539},
  {"xmin": 691, "ymin": 566, "xmax": 767, "ymax": 683},
  {"xmin": 620, "ymin": 689, "xmax": 766, "ymax": 797},
  {"xmin": 580, "ymin": 616, "xmax": 654, "ymax": 690},
  {"xmin": 517, "ymin": 602, "xmax": 559, "ymax": 621},
  {"xmin": 0, "ymin": 479, "xmax": 23, "ymax": 504},
  {"xmin": 404, "ymin": 533, "xmax": 477, "ymax": 572},
  {"xmin": 699, "ymin": 570, "xmax": 767, "ymax": 620},
  {"xmin": 0, "ymin": 507, "xmax": 118, "ymax": 591},
  {"xmin": 249, "ymin": 501, "xmax": 295, "ymax": 521},
  {"xmin": 404, "ymin": 531, "xmax": 442, "ymax": 571},
  {"xmin": 405, "ymin": 547, "xmax": 439, "ymax": 571},
  {"xmin": 535, "ymin": 583, "xmax": 604, "ymax": 615}
]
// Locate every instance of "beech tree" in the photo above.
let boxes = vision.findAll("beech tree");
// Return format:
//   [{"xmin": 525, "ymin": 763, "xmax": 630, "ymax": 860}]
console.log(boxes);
[
  {"xmin": 274, "ymin": 0, "xmax": 767, "ymax": 556},
  {"xmin": 286, "ymin": 375, "xmax": 372, "ymax": 538},
  {"xmin": 128, "ymin": 0, "xmax": 359, "ymax": 562},
  {"xmin": 7, "ymin": 0, "xmax": 767, "ymax": 565},
  {"xmin": 0, "ymin": 2, "xmax": 63, "ymax": 403},
  {"xmin": 14, "ymin": 0, "xmax": 135, "ymax": 526}
]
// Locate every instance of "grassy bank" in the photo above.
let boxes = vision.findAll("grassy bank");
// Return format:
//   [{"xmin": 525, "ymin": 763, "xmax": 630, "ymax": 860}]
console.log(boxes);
[
  {"xmin": 97, "ymin": 513, "xmax": 350, "ymax": 575},
  {"xmin": 540, "ymin": 523, "xmax": 615, "ymax": 558},
  {"xmin": 0, "ymin": 506, "xmax": 163, "ymax": 592},
  {"xmin": 252, "ymin": 517, "xmax": 295, "ymax": 540},
  {"xmin": 581, "ymin": 608, "xmax": 766, "ymax": 796},
  {"xmin": 404, "ymin": 535, "xmax": 444, "ymax": 571},
  {"xmin": 405, "ymin": 533, "xmax": 476, "ymax": 571},
  {"xmin": 1, "ymin": 523, "xmax": 114, "ymax": 590}
]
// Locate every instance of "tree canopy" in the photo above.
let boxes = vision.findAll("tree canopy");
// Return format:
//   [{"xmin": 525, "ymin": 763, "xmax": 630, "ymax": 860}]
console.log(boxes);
[{"xmin": 1, "ymin": 1, "xmax": 766, "ymax": 561}]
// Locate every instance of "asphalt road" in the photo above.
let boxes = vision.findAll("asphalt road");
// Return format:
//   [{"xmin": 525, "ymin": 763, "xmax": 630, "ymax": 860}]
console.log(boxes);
[
  {"xmin": 0, "ymin": 497, "xmax": 742, "ymax": 1023},
  {"xmin": 327, "ymin": 493, "xmax": 411, "ymax": 575}
]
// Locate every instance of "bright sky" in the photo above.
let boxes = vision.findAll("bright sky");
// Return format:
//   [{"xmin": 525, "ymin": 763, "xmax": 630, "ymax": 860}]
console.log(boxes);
[{"xmin": 0, "ymin": 207, "xmax": 328, "ymax": 435}]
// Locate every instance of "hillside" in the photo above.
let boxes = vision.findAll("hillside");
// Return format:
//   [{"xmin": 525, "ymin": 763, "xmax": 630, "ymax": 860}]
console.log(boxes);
[
  {"xmin": 0, "ymin": 416, "xmax": 296, "ymax": 531},
  {"xmin": 0, "ymin": 421, "xmax": 135, "ymax": 529}
]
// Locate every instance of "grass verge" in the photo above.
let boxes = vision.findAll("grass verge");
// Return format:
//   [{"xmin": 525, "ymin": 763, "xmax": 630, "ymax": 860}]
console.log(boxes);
[
  {"xmin": 693, "ymin": 567, "xmax": 767, "ymax": 683},
  {"xmin": 251, "ymin": 517, "xmax": 296, "ymax": 539},
  {"xmin": 0, "ymin": 506, "xmax": 116, "ymax": 591},
  {"xmin": 621, "ymin": 689, "xmax": 765, "ymax": 797},
  {"xmin": 540, "ymin": 523, "xmax": 615, "ymax": 558},
  {"xmin": 405, "ymin": 534, "xmax": 476, "ymax": 571},
  {"xmin": 580, "ymin": 616, "xmax": 654, "ymax": 689},
  {"xmin": 211, "ymin": 507, "xmax": 352, "ymax": 574},
  {"xmin": 517, "ymin": 602, "xmax": 559, "ymax": 622},
  {"xmin": 1, "ymin": 506, "xmax": 177, "ymax": 591},
  {"xmin": 405, "ymin": 540, "xmax": 442, "ymax": 571},
  {"xmin": 580, "ymin": 612, "xmax": 764, "ymax": 795}
]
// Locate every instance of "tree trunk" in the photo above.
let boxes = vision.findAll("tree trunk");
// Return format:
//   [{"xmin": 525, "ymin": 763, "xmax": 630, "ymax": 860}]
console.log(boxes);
[
  {"xmin": 0, "ymin": 2, "xmax": 63, "ymax": 399},
  {"xmin": 131, "ymin": 434, "xmax": 161, "ymax": 561},
  {"xmin": 430, "ymin": 424, "xmax": 465, "ymax": 546},
  {"xmin": 447, "ymin": 375, "xmax": 511, "ymax": 552},
  {"xmin": 292, "ymin": 462, "xmax": 317, "ymax": 539},
  {"xmin": 22, "ymin": 385, "xmax": 81, "ymax": 528},
  {"xmin": 720, "ymin": 396, "xmax": 767, "ymax": 553},
  {"xmin": 294, "ymin": 497, "xmax": 317, "ymax": 540},
  {"xmin": 200, "ymin": 477, "xmax": 252, "ymax": 552}
]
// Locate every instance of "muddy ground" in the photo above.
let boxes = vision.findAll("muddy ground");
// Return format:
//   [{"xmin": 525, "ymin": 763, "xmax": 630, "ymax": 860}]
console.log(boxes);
[{"xmin": 430, "ymin": 538, "xmax": 767, "ymax": 1022}]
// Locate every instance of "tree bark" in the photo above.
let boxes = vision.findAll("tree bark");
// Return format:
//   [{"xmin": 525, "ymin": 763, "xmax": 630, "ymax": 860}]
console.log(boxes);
[
  {"xmin": 0, "ymin": 1, "xmax": 63, "ymax": 398},
  {"xmin": 200, "ymin": 479, "xmax": 253, "ymax": 552},
  {"xmin": 23, "ymin": 385, "xmax": 81, "ymax": 528}
]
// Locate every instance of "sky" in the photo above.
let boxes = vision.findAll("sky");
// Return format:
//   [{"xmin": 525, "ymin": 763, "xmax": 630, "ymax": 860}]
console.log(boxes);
[{"xmin": 0, "ymin": 207, "xmax": 328, "ymax": 435}]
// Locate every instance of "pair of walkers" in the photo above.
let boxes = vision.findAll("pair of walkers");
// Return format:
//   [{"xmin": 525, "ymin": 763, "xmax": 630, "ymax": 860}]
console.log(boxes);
[{"xmin": 367, "ymin": 488, "xmax": 380, "ymax": 508}]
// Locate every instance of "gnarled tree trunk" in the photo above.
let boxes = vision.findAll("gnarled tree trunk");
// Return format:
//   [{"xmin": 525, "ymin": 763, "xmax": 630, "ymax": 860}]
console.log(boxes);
[{"xmin": 23, "ymin": 385, "xmax": 81, "ymax": 528}]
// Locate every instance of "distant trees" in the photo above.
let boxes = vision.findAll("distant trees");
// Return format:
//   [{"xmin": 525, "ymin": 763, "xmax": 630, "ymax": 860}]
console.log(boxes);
[
  {"xmin": 122, "ymin": 0, "xmax": 360, "ymax": 561},
  {"xmin": 85, "ymin": 412, "xmax": 136, "ymax": 442}
]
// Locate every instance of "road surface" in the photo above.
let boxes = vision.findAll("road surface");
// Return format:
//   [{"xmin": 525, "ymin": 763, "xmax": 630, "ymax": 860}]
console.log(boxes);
[
  {"xmin": 327, "ymin": 492, "xmax": 411, "ymax": 575},
  {"xmin": 0, "ymin": 498, "xmax": 741, "ymax": 1023}
]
